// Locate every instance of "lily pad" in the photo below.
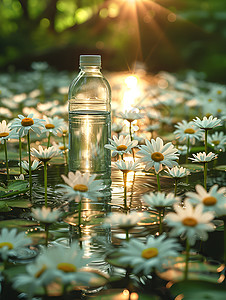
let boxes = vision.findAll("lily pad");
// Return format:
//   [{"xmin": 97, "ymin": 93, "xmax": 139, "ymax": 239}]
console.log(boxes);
[
  {"xmin": 215, "ymin": 165, "xmax": 226, "ymax": 171},
  {"xmin": 0, "ymin": 219, "xmax": 38, "ymax": 228},
  {"xmin": 181, "ymin": 164, "xmax": 204, "ymax": 173},
  {"xmin": 170, "ymin": 280, "xmax": 226, "ymax": 300},
  {"xmin": 0, "ymin": 180, "xmax": 29, "ymax": 198},
  {"xmin": 0, "ymin": 201, "xmax": 11, "ymax": 212}
]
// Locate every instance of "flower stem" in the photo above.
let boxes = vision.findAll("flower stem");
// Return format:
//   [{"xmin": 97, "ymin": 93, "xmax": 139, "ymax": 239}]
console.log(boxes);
[
  {"xmin": 45, "ymin": 224, "xmax": 49, "ymax": 247},
  {"xmin": 156, "ymin": 172, "xmax": 161, "ymax": 191},
  {"xmin": 3, "ymin": 140, "xmax": 9, "ymax": 181},
  {"xmin": 27, "ymin": 131, "xmax": 32, "ymax": 197},
  {"xmin": 204, "ymin": 162, "xmax": 207, "ymax": 190},
  {"xmin": 63, "ymin": 134, "xmax": 68, "ymax": 165},
  {"xmin": 186, "ymin": 138, "xmax": 190, "ymax": 165},
  {"xmin": 184, "ymin": 239, "xmax": 190, "ymax": 281},
  {"xmin": 129, "ymin": 122, "xmax": 133, "ymax": 141},
  {"xmin": 158, "ymin": 209, "xmax": 163, "ymax": 235},
  {"xmin": 78, "ymin": 198, "xmax": 82, "ymax": 228},
  {"xmin": 204, "ymin": 129, "xmax": 208, "ymax": 154},
  {"xmin": 174, "ymin": 178, "xmax": 178, "ymax": 196},
  {"xmin": 125, "ymin": 229, "xmax": 129, "ymax": 241},
  {"xmin": 44, "ymin": 161, "xmax": 48, "ymax": 207},
  {"xmin": 224, "ymin": 219, "xmax": 226, "ymax": 266},
  {"xmin": 47, "ymin": 132, "xmax": 51, "ymax": 148},
  {"xmin": 19, "ymin": 137, "xmax": 22, "ymax": 174},
  {"xmin": 123, "ymin": 172, "xmax": 128, "ymax": 210}
]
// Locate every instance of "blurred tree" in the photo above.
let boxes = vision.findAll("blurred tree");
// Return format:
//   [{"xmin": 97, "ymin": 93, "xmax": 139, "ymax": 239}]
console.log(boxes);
[{"xmin": 0, "ymin": 0, "xmax": 226, "ymax": 82}]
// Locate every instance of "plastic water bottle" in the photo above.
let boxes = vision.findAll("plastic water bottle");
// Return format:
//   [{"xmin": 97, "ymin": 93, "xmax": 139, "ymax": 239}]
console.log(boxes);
[{"xmin": 68, "ymin": 55, "xmax": 111, "ymax": 187}]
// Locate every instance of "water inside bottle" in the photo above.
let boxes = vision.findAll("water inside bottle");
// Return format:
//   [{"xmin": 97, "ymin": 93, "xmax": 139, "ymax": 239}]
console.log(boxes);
[{"xmin": 69, "ymin": 110, "xmax": 111, "ymax": 188}]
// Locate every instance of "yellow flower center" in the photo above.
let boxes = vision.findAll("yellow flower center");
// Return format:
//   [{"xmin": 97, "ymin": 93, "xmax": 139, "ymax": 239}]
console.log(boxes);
[
  {"xmin": 182, "ymin": 217, "xmax": 198, "ymax": 227},
  {"xmin": 217, "ymin": 109, "xmax": 222, "ymax": 113},
  {"xmin": 21, "ymin": 118, "xmax": 34, "ymax": 127},
  {"xmin": 57, "ymin": 263, "xmax": 77, "ymax": 273},
  {"xmin": 208, "ymin": 99, "xmax": 212, "ymax": 102},
  {"xmin": 184, "ymin": 128, "xmax": 195, "ymax": 134},
  {"xmin": 217, "ymin": 90, "xmax": 222, "ymax": 95},
  {"xmin": 151, "ymin": 152, "xmax": 164, "ymax": 162},
  {"xmin": 202, "ymin": 196, "xmax": 217, "ymax": 206},
  {"xmin": 117, "ymin": 145, "xmax": 128, "ymax": 151},
  {"xmin": 73, "ymin": 184, "xmax": 88, "ymax": 192},
  {"xmin": 62, "ymin": 130, "xmax": 67, "ymax": 135},
  {"xmin": 59, "ymin": 146, "xmax": 67, "ymax": 150},
  {"xmin": 45, "ymin": 123, "xmax": 55, "ymax": 129},
  {"xmin": 0, "ymin": 132, "xmax": 9, "ymax": 138},
  {"xmin": 0, "ymin": 242, "xmax": 14, "ymax": 249},
  {"xmin": 141, "ymin": 247, "xmax": 159, "ymax": 259},
  {"xmin": 212, "ymin": 140, "xmax": 220, "ymax": 145},
  {"xmin": 205, "ymin": 113, "xmax": 211, "ymax": 118},
  {"xmin": 35, "ymin": 265, "xmax": 47, "ymax": 278}
]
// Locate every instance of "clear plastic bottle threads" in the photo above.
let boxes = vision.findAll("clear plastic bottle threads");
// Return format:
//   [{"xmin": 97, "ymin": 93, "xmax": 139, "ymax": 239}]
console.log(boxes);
[{"xmin": 68, "ymin": 55, "xmax": 111, "ymax": 187}]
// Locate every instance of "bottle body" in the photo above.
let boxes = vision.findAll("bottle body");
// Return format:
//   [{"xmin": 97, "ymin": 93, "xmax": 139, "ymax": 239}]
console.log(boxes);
[{"xmin": 68, "ymin": 57, "xmax": 111, "ymax": 187}]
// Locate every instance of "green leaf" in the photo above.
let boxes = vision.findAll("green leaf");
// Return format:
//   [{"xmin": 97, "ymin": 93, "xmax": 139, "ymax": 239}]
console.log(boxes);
[
  {"xmin": 215, "ymin": 165, "xmax": 226, "ymax": 171},
  {"xmin": 0, "ymin": 180, "xmax": 29, "ymax": 198},
  {"xmin": 181, "ymin": 164, "xmax": 204, "ymax": 172},
  {"xmin": 5, "ymin": 198, "xmax": 32, "ymax": 208},
  {"xmin": 170, "ymin": 280, "xmax": 226, "ymax": 300},
  {"xmin": 0, "ymin": 201, "xmax": 11, "ymax": 212},
  {"xmin": 0, "ymin": 219, "xmax": 38, "ymax": 228}
]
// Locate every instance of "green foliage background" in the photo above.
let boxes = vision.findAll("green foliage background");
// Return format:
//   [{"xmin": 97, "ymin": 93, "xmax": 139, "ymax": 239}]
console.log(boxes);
[{"xmin": 0, "ymin": 0, "xmax": 226, "ymax": 82}]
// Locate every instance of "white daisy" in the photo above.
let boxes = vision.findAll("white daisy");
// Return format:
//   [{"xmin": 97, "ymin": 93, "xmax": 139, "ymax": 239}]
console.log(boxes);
[
  {"xmin": 207, "ymin": 131, "xmax": 226, "ymax": 152},
  {"xmin": 10, "ymin": 113, "xmax": 46, "ymax": 137},
  {"xmin": 118, "ymin": 110, "xmax": 143, "ymax": 123},
  {"xmin": 177, "ymin": 145, "xmax": 188, "ymax": 155},
  {"xmin": 137, "ymin": 137, "xmax": 179, "ymax": 173},
  {"xmin": 59, "ymin": 171, "xmax": 103, "ymax": 201},
  {"xmin": 31, "ymin": 207, "xmax": 62, "ymax": 224},
  {"xmin": 165, "ymin": 166, "xmax": 191, "ymax": 179},
  {"xmin": 0, "ymin": 228, "xmax": 32, "ymax": 261},
  {"xmin": 193, "ymin": 115, "xmax": 222, "ymax": 130},
  {"xmin": 52, "ymin": 141, "xmax": 68, "ymax": 154},
  {"xmin": 0, "ymin": 120, "xmax": 12, "ymax": 143},
  {"xmin": 189, "ymin": 152, "xmax": 218, "ymax": 163},
  {"xmin": 20, "ymin": 160, "xmax": 42, "ymax": 172},
  {"xmin": 14, "ymin": 174, "xmax": 25, "ymax": 180},
  {"xmin": 214, "ymin": 203, "xmax": 226, "ymax": 218},
  {"xmin": 31, "ymin": 145, "xmax": 59, "ymax": 162},
  {"xmin": 118, "ymin": 234, "xmax": 181, "ymax": 274},
  {"xmin": 41, "ymin": 116, "xmax": 65, "ymax": 136},
  {"xmin": 42, "ymin": 242, "xmax": 92, "ymax": 285},
  {"xmin": 13, "ymin": 250, "xmax": 58, "ymax": 298},
  {"xmin": 185, "ymin": 184, "xmax": 226, "ymax": 214},
  {"xmin": 164, "ymin": 200, "xmax": 215, "ymax": 245},
  {"xmin": 174, "ymin": 120, "xmax": 203, "ymax": 145},
  {"xmin": 142, "ymin": 192, "xmax": 180, "ymax": 210},
  {"xmin": 105, "ymin": 212, "xmax": 147, "ymax": 230},
  {"xmin": 113, "ymin": 160, "xmax": 141, "ymax": 173},
  {"xmin": 104, "ymin": 135, "xmax": 138, "ymax": 157}
]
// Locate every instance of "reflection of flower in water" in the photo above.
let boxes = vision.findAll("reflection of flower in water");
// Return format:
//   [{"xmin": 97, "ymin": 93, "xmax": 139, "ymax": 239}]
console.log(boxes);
[{"xmin": 31, "ymin": 206, "xmax": 62, "ymax": 224}]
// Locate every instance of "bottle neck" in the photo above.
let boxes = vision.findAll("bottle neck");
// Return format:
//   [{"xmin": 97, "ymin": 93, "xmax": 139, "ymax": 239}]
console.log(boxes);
[{"xmin": 80, "ymin": 66, "xmax": 101, "ymax": 72}]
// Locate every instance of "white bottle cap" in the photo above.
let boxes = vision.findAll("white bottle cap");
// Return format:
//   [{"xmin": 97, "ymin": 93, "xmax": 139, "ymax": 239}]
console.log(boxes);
[{"xmin": 79, "ymin": 55, "xmax": 101, "ymax": 67}]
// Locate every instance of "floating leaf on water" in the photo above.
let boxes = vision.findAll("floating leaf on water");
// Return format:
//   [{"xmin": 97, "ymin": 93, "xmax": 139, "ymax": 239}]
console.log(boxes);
[
  {"xmin": 0, "ymin": 219, "xmax": 38, "ymax": 228},
  {"xmin": 181, "ymin": 164, "xmax": 204, "ymax": 173},
  {"xmin": 0, "ymin": 180, "xmax": 29, "ymax": 198},
  {"xmin": 215, "ymin": 165, "xmax": 226, "ymax": 171},
  {"xmin": 5, "ymin": 198, "xmax": 31, "ymax": 208},
  {"xmin": 170, "ymin": 280, "xmax": 226, "ymax": 300},
  {"xmin": 0, "ymin": 201, "xmax": 11, "ymax": 212}
]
